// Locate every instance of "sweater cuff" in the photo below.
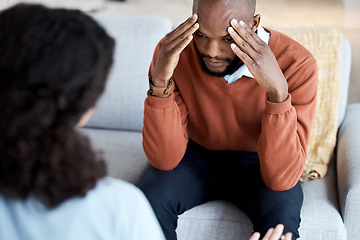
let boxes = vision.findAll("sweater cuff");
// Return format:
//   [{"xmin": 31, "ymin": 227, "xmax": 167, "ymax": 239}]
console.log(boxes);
[
  {"xmin": 265, "ymin": 93, "xmax": 292, "ymax": 114},
  {"xmin": 146, "ymin": 91, "xmax": 175, "ymax": 109}
]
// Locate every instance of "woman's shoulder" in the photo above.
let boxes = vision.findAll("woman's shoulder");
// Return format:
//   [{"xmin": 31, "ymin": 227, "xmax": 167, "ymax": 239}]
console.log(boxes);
[
  {"xmin": 84, "ymin": 177, "xmax": 147, "ymax": 208},
  {"xmin": 0, "ymin": 177, "xmax": 163, "ymax": 240},
  {"xmin": 94, "ymin": 177, "xmax": 140, "ymax": 194}
]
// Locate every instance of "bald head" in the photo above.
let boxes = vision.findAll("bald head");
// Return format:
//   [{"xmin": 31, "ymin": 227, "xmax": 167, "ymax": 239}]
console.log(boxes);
[
  {"xmin": 193, "ymin": 0, "xmax": 256, "ymax": 19},
  {"xmin": 191, "ymin": 0, "xmax": 260, "ymax": 77}
]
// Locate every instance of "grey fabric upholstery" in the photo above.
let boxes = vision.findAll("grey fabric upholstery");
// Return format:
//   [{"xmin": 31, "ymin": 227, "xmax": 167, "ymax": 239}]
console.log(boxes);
[
  {"xmin": 81, "ymin": 15, "xmax": 357, "ymax": 239},
  {"xmin": 337, "ymin": 104, "xmax": 360, "ymax": 240},
  {"xmin": 81, "ymin": 128, "xmax": 148, "ymax": 184},
  {"xmin": 338, "ymin": 37, "xmax": 352, "ymax": 127},
  {"xmin": 85, "ymin": 15, "xmax": 172, "ymax": 131},
  {"xmin": 299, "ymin": 160, "xmax": 346, "ymax": 240}
]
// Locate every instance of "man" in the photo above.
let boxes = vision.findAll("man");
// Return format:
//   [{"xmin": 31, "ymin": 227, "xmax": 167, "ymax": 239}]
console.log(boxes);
[{"xmin": 139, "ymin": 0, "xmax": 317, "ymax": 239}]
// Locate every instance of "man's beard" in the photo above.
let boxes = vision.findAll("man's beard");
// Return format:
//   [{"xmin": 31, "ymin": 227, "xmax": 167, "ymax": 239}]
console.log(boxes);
[{"xmin": 194, "ymin": 44, "xmax": 244, "ymax": 78}]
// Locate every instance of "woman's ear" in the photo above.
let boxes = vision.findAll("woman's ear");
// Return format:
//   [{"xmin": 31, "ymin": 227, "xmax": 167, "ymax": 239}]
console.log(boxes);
[
  {"xmin": 75, "ymin": 108, "xmax": 94, "ymax": 129},
  {"xmin": 250, "ymin": 14, "xmax": 261, "ymax": 32}
]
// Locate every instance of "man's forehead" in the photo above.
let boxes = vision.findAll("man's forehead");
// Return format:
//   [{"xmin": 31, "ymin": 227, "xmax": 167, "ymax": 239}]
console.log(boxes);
[
  {"xmin": 194, "ymin": 0, "xmax": 249, "ymax": 8},
  {"xmin": 195, "ymin": 5, "xmax": 249, "ymax": 37},
  {"xmin": 193, "ymin": 0, "xmax": 255, "ymax": 13},
  {"xmin": 193, "ymin": 0, "xmax": 254, "ymax": 23}
]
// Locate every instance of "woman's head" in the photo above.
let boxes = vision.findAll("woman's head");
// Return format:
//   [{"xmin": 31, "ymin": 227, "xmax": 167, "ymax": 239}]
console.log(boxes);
[
  {"xmin": 0, "ymin": 3, "xmax": 115, "ymax": 126},
  {"xmin": 0, "ymin": 4, "xmax": 115, "ymax": 208}
]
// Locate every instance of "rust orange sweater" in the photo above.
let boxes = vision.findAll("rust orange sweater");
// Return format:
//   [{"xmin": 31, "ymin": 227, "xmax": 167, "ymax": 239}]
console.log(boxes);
[{"xmin": 143, "ymin": 28, "xmax": 318, "ymax": 191}]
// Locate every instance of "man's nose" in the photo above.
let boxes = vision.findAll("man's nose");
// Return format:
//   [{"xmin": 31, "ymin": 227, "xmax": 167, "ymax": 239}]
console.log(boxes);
[{"xmin": 205, "ymin": 40, "xmax": 222, "ymax": 58}]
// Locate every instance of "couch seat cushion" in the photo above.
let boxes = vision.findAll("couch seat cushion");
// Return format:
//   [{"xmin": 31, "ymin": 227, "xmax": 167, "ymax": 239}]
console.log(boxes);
[
  {"xmin": 82, "ymin": 127, "xmax": 346, "ymax": 240},
  {"xmin": 81, "ymin": 127, "xmax": 148, "ymax": 184}
]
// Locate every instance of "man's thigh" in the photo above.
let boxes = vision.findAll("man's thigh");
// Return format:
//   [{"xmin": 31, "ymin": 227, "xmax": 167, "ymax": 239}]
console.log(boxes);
[
  {"xmin": 222, "ymin": 156, "xmax": 303, "ymax": 239},
  {"xmin": 138, "ymin": 140, "xmax": 221, "ymax": 215},
  {"xmin": 241, "ymin": 180, "xmax": 303, "ymax": 239}
]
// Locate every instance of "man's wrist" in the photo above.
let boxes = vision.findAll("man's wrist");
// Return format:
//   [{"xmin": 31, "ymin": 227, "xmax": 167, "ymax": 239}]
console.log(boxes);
[
  {"xmin": 149, "ymin": 76, "xmax": 175, "ymax": 98},
  {"xmin": 267, "ymin": 81, "xmax": 289, "ymax": 103},
  {"xmin": 268, "ymin": 90, "xmax": 288, "ymax": 103},
  {"xmin": 151, "ymin": 76, "xmax": 170, "ymax": 87}
]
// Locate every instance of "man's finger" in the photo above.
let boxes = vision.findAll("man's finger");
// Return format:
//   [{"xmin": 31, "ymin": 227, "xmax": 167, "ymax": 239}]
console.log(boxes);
[
  {"xmin": 228, "ymin": 26, "xmax": 258, "ymax": 60},
  {"xmin": 167, "ymin": 22, "xmax": 199, "ymax": 53},
  {"xmin": 237, "ymin": 20, "xmax": 263, "ymax": 45},
  {"xmin": 230, "ymin": 42, "xmax": 256, "ymax": 70},
  {"xmin": 170, "ymin": 34, "xmax": 194, "ymax": 57},
  {"xmin": 166, "ymin": 14, "xmax": 198, "ymax": 42},
  {"xmin": 230, "ymin": 19, "xmax": 264, "ymax": 53}
]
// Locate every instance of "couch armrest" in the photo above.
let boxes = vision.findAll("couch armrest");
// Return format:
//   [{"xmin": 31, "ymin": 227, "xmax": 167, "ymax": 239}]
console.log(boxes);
[{"xmin": 337, "ymin": 103, "xmax": 360, "ymax": 240}]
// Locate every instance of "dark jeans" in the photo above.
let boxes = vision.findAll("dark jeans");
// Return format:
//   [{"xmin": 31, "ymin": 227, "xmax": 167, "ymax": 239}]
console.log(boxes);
[{"xmin": 138, "ymin": 140, "xmax": 303, "ymax": 240}]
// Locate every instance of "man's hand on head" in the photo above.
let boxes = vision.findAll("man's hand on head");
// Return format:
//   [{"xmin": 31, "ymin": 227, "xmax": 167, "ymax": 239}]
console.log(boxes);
[
  {"xmin": 227, "ymin": 19, "xmax": 288, "ymax": 103},
  {"xmin": 152, "ymin": 14, "xmax": 199, "ymax": 88}
]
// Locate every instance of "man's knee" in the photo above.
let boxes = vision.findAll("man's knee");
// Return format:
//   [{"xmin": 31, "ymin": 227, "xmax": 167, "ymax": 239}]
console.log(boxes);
[
  {"xmin": 138, "ymin": 167, "xmax": 183, "ymax": 212},
  {"xmin": 253, "ymin": 183, "xmax": 303, "ymax": 239},
  {"xmin": 258, "ymin": 207, "xmax": 301, "ymax": 231},
  {"xmin": 139, "ymin": 181, "xmax": 173, "ymax": 209}
]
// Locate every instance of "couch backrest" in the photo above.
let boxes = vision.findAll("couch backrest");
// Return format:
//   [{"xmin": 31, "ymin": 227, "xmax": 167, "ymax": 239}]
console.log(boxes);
[
  {"xmin": 338, "ymin": 36, "xmax": 351, "ymax": 128},
  {"xmin": 85, "ymin": 15, "xmax": 351, "ymax": 135},
  {"xmin": 84, "ymin": 15, "xmax": 172, "ymax": 131}
]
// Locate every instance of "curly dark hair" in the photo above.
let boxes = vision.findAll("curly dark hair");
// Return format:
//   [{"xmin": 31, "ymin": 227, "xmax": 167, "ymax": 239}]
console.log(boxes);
[{"xmin": 0, "ymin": 4, "xmax": 115, "ymax": 208}]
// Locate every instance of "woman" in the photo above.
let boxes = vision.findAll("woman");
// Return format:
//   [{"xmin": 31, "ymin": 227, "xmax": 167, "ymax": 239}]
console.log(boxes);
[{"xmin": 0, "ymin": 4, "xmax": 164, "ymax": 240}]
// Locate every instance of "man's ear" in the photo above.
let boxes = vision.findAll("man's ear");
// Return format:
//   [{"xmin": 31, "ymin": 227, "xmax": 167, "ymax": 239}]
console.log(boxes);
[{"xmin": 250, "ymin": 14, "xmax": 261, "ymax": 32}]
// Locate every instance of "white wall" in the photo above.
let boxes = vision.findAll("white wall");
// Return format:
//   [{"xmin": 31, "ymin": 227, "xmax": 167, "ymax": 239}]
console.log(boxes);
[{"xmin": 0, "ymin": 0, "xmax": 106, "ymax": 11}]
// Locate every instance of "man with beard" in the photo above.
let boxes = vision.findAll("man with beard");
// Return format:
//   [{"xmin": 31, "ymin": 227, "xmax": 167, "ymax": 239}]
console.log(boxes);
[{"xmin": 139, "ymin": 0, "xmax": 318, "ymax": 239}]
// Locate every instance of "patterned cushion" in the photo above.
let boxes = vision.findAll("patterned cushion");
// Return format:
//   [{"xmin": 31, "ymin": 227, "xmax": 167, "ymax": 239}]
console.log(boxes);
[{"xmin": 276, "ymin": 27, "xmax": 343, "ymax": 182}]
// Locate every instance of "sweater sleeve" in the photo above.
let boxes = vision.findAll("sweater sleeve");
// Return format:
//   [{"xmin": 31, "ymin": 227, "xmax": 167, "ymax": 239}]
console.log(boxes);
[
  {"xmin": 142, "ymin": 40, "xmax": 189, "ymax": 171},
  {"xmin": 257, "ymin": 58, "xmax": 318, "ymax": 191}
]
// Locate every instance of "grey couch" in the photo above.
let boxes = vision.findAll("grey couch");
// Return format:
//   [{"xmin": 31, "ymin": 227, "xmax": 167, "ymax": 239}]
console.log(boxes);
[{"xmin": 82, "ymin": 15, "xmax": 359, "ymax": 240}]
